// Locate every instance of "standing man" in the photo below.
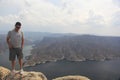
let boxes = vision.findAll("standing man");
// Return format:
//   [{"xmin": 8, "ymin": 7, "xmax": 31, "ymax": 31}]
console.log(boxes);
[{"xmin": 6, "ymin": 22, "xmax": 24, "ymax": 74}]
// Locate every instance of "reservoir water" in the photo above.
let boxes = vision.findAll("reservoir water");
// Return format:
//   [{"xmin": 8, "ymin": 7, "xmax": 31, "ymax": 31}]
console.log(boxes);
[{"xmin": 24, "ymin": 59, "xmax": 120, "ymax": 80}]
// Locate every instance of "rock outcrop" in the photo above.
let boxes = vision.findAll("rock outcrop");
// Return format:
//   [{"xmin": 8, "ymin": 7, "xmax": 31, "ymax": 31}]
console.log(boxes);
[
  {"xmin": 6, "ymin": 71, "xmax": 47, "ymax": 80},
  {"xmin": 53, "ymin": 75, "xmax": 90, "ymax": 80},
  {"xmin": 0, "ymin": 66, "xmax": 47, "ymax": 80},
  {"xmin": 0, "ymin": 66, "xmax": 10, "ymax": 80},
  {"xmin": 0, "ymin": 66, "xmax": 90, "ymax": 80}
]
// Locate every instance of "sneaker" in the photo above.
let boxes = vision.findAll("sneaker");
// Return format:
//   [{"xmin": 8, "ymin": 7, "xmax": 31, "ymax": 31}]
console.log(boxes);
[
  {"xmin": 11, "ymin": 69, "xmax": 16, "ymax": 76},
  {"xmin": 20, "ymin": 69, "xmax": 24, "ymax": 74}
]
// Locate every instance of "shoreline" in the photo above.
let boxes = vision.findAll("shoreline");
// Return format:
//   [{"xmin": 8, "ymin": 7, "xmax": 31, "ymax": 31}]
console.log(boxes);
[{"xmin": 23, "ymin": 57, "xmax": 120, "ymax": 67}]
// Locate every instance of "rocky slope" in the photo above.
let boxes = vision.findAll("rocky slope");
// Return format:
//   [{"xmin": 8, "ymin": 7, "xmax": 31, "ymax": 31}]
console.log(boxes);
[
  {"xmin": 0, "ymin": 66, "xmax": 90, "ymax": 80},
  {"xmin": 24, "ymin": 35, "xmax": 120, "ymax": 67}
]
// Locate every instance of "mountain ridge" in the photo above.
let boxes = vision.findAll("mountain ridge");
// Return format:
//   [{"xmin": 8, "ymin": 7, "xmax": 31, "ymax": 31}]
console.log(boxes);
[{"xmin": 24, "ymin": 35, "xmax": 120, "ymax": 67}]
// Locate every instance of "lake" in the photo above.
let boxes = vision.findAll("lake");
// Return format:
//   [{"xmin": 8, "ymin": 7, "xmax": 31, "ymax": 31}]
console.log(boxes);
[
  {"xmin": 0, "ymin": 45, "xmax": 120, "ymax": 80},
  {"xmin": 24, "ymin": 59, "xmax": 120, "ymax": 80}
]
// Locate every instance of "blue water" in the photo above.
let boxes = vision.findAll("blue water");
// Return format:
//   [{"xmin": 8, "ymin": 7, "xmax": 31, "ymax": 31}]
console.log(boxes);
[{"xmin": 24, "ymin": 59, "xmax": 120, "ymax": 80}]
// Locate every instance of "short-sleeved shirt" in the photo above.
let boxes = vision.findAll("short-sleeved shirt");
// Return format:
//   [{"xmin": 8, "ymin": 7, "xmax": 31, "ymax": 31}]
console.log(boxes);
[{"xmin": 7, "ymin": 29, "xmax": 23, "ymax": 48}]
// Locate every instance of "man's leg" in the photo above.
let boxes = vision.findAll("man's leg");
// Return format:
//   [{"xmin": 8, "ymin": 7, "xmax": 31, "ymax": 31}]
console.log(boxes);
[
  {"xmin": 9, "ymin": 48, "xmax": 16, "ymax": 71},
  {"xmin": 17, "ymin": 48, "xmax": 24, "ymax": 74},
  {"xmin": 11, "ymin": 60, "xmax": 16, "ymax": 70},
  {"xmin": 18, "ymin": 59, "xmax": 23, "ymax": 69},
  {"xmin": 18, "ymin": 58, "xmax": 24, "ymax": 74}
]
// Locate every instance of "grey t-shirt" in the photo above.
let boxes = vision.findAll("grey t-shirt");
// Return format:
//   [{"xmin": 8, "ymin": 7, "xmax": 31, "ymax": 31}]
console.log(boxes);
[{"xmin": 7, "ymin": 29, "xmax": 23, "ymax": 48}]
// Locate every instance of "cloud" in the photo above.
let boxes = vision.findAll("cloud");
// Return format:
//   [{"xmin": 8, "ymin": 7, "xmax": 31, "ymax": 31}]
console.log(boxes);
[
  {"xmin": 113, "ymin": 0, "xmax": 120, "ymax": 7},
  {"xmin": 0, "ymin": 0, "xmax": 120, "ymax": 36},
  {"xmin": 111, "ymin": 11, "xmax": 120, "ymax": 27}
]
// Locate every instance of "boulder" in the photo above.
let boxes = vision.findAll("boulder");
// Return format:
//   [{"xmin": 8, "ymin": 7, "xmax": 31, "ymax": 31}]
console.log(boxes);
[{"xmin": 53, "ymin": 75, "xmax": 90, "ymax": 80}]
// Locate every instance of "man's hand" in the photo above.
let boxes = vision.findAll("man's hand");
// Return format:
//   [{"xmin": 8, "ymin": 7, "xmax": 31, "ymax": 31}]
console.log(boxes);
[
  {"xmin": 9, "ymin": 44, "xmax": 13, "ymax": 48},
  {"xmin": 21, "ymin": 45, "xmax": 24, "ymax": 49},
  {"xmin": 21, "ymin": 32, "xmax": 24, "ymax": 50},
  {"xmin": 6, "ymin": 36, "xmax": 13, "ymax": 49}
]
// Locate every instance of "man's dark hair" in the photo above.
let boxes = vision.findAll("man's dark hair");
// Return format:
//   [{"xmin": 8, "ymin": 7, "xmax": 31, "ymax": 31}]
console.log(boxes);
[{"xmin": 15, "ymin": 22, "xmax": 21, "ymax": 26}]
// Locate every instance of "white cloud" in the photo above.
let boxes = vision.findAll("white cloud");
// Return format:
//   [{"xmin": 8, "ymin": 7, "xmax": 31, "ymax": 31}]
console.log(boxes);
[
  {"xmin": 0, "ymin": 0, "xmax": 120, "ymax": 36},
  {"xmin": 113, "ymin": 0, "xmax": 120, "ymax": 7}
]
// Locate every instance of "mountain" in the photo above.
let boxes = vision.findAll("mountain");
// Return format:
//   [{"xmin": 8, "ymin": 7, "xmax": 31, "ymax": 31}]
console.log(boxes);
[
  {"xmin": 24, "ymin": 35, "xmax": 120, "ymax": 67},
  {"xmin": 24, "ymin": 32, "xmax": 67, "ymax": 42}
]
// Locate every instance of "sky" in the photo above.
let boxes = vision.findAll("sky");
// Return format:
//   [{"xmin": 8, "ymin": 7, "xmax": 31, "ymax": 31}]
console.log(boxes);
[{"xmin": 0, "ymin": 0, "xmax": 120, "ymax": 36}]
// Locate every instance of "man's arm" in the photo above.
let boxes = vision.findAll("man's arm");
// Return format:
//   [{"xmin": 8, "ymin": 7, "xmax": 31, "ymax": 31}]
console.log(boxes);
[
  {"xmin": 21, "ymin": 32, "xmax": 24, "ymax": 49},
  {"xmin": 6, "ymin": 32, "xmax": 12, "ymax": 48}
]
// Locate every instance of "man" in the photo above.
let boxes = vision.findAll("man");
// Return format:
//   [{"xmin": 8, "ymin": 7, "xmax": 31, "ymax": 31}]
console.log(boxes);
[{"xmin": 6, "ymin": 22, "xmax": 24, "ymax": 74}]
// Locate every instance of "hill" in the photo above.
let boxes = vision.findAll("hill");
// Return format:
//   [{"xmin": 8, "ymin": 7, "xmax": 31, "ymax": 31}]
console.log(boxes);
[{"xmin": 24, "ymin": 35, "xmax": 120, "ymax": 67}]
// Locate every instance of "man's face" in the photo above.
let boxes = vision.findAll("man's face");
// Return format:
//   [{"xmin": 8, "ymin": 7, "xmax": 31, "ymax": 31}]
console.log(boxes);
[{"xmin": 15, "ymin": 25, "xmax": 21, "ymax": 31}]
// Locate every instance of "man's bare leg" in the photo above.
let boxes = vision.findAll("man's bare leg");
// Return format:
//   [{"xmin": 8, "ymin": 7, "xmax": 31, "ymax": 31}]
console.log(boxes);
[
  {"xmin": 18, "ymin": 59, "xmax": 24, "ymax": 74},
  {"xmin": 18, "ymin": 59, "xmax": 23, "ymax": 70},
  {"xmin": 11, "ymin": 60, "xmax": 16, "ymax": 75},
  {"xmin": 11, "ymin": 60, "xmax": 15, "ymax": 70}
]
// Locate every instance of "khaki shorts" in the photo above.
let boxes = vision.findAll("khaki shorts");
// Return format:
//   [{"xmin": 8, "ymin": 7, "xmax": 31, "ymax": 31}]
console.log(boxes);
[{"xmin": 9, "ymin": 48, "xmax": 23, "ymax": 61}]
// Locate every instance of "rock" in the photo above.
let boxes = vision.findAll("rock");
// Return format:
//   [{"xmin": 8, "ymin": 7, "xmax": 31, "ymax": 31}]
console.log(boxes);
[
  {"xmin": 53, "ymin": 75, "xmax": 90, "ymax": 80},
  {"xmin": 0, "ymin": 66, "xmax": 47, "ymax": 80},
  {"xmin": 0, "ymin": 66, "xmax": 91, "ymax": 80},
  {"xmin": 0, "ymin": 66, "xmax": 11, "ymax": 80},
  {"xmin": 6, "ymin": 71, "xmax": 47, "ymax": 80}
]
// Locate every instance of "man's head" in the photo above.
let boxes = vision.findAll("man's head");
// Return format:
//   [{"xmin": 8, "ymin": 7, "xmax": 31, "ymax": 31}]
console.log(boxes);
[{"xmin": 15, "ymin": 22, "xmax": 21, "ymax": 32}]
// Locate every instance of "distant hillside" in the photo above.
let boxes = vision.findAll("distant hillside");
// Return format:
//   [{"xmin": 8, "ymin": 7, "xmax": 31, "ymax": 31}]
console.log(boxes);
[
  {"xmin": 24, "ymin": 35, "xmax": 120, "ymax": 67},
  {"xmin": 24, "ymin": 32, "xmax": 67, "ymax": 42}
]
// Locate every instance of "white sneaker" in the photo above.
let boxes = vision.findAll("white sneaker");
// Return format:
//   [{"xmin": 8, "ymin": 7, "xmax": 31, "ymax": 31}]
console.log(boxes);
[
  {"xmin": 11, "ymin": 69, "xmax": 16, "ymax": 76},
  {"xmin": 20, "ymin": 69, "xmax": 24, "ymax": 74}
]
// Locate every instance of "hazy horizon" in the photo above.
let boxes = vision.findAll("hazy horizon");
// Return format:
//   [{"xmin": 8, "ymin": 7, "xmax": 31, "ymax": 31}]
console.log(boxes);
[
  {"xmin": 0, "ymin": 30, "xmax": 120, "ymax": 37},
  {"xmin": 0, "ymin": 0, "xmax": 120, "ymax": 36}
]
